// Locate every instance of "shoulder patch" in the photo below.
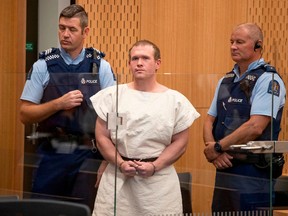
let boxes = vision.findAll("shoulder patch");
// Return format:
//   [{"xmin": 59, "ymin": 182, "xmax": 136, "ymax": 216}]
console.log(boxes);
[{"xmin": 267, "ymin": 80, "xmax": 280, "ymax": 97}]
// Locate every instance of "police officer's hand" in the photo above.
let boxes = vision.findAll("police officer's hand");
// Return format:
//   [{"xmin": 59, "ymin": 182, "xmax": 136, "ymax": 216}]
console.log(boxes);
[
  {"xmin": 58, "ymin": 90, "xmax": 83, "ymax": 110},
  {"xmin": 204, "ymin": 142, "xmax": 219, "ymax": 162},
  {"xmin": 212, "ymin": 152, "xmax": 233, "ymax": 169}
]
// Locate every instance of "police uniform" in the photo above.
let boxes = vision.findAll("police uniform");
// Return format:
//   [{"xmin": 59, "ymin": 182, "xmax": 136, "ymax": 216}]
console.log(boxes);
[
  {"xmin": 208, "ymin": 59, "xmax": 286, "ymax": 212},
  {"xmin": 20, "ymin": 47, "xmax": 115, "ymax": 210}
]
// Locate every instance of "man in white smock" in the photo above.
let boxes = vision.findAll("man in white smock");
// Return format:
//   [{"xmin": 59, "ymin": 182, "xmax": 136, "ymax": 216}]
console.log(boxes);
[{"xmin": 90, "ymin": 40, "xmax": 200, "ymax": 216}]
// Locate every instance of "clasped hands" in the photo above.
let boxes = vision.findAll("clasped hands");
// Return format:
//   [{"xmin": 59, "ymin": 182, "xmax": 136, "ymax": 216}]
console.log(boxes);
[
  {"xmin": 204, "ymin": 141, "xmax": 233, "ymax": 169},
  {"xmin": 119, "ymin": 160, "xmax": 155, "ymax": 177}
]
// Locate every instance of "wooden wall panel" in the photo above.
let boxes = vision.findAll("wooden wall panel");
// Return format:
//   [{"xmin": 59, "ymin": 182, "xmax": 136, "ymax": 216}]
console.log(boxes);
[
  {"xmin": 247, "ymin": 0, "xmax": 288, "ymax": 175},
  {"xmin": 78, "ymin": 0, "xmax": 141, "ymax": 75},
  {"xmin": 77, "ymin": 0, "xmax": 288, "ymax": 213},
  {"xmin": 0, "ymin": 0, "xmax": 26, "ymax": 196},
  {"xmin": 140, "ymin": 0, "xmax": 247, "ymax": 75},
  {"xmin": 141, "ymin": 0, "xmax": 248, "ymax": 213},
  {"xmin": 0, "ymin": 0, "xmax": 286, "ymax": 213}
]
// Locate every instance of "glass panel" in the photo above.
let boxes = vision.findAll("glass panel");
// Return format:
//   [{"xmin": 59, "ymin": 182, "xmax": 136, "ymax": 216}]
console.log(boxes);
[
  {"xmin": 21, "ymin": 71, "xmax": 104, "ymax": 212},
  {"xmin": 106, "ymin": 72, "xmax": 287, "ymax": 216},
  {"xmin": 1, "ymin": 71, "xmax": 286, "ymax": 216}
]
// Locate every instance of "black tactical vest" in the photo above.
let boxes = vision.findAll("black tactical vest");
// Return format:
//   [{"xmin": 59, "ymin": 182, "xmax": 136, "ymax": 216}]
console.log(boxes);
[{"xmin": 38, "ymin": 47, "xmax": 103, "ymax": 138}]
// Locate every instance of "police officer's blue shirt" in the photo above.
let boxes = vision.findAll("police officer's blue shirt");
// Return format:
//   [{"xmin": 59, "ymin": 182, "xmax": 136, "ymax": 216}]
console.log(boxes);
[
  {"xmin": 20, "ymin": 47, "xmax": 116, "ymax": 104},
  {"xmin": 208, "ymin": 58, "xmax": 286, "ymax": 119}
]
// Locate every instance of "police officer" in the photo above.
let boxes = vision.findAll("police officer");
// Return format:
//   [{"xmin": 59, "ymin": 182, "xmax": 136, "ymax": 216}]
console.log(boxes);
[
  {"xmin": 20, "ymin": 4, "xmax": 115, "ymax": 210},
  {"xmin": 203, "ymin": 23, "xmax": 286, "ymax": 212}
]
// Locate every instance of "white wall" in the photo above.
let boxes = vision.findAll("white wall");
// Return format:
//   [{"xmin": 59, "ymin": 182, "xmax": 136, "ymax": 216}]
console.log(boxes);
[{"xmin": 38, "ymin": 0, "xmax": 70, "ymax": 52}]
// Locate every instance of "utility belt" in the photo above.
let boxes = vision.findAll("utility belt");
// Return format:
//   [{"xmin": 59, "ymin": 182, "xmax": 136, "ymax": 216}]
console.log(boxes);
[
  {"xmin": 230, "ymin": 152, "xmax": 284, "ymax": 178},
  {"xmin": 38, "ymin": 134, "xmax": 97, "ymax": 154},
  {"xmin": 230, "ymin": 153, "xmax": 284, "ymax": 165},
  {"xmin": 230, "ymin": 153, "xmax": 262, "ymax": 164},
  {"xmin": 121, "ymin": 156, "xmax": 158, "ymax": 162},
  {"xmin": 51, "ymin": 134, "xmax": 95, "ymax": 145}
]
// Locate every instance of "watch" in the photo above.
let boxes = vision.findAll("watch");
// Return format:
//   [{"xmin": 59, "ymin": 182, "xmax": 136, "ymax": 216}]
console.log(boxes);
[{"xmin": 214, "ymin": 142, "xmax": 223, "ymax": 153}]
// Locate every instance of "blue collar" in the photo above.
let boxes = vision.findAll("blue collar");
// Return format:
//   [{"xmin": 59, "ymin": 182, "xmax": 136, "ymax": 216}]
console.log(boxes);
[
  {"xmin": 233, "ymin": 58, "xmax": 266, "ymax": 81},
  {"xmin": 59, "ymin": 47, "xmax": 85, "ymax": 65}
]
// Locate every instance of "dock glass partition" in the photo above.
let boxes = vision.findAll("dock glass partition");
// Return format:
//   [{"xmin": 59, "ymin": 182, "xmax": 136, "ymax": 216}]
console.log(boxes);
[{"xmin": 1, "ymin": 72, "xmax": 287, "ymax": 216}]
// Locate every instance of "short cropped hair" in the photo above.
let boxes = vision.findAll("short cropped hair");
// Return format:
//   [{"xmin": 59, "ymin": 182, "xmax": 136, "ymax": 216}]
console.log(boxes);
[
  {"xmin": 59, "ymin": 4, "xmax": 88, "ymax": 31},
  {"xmin": 235, "ymin": 22, "xmax": 264, "ymax": 42},
  {"xmin": 129, "ymin": 40, "xmax": 161, "ymax": 61}
]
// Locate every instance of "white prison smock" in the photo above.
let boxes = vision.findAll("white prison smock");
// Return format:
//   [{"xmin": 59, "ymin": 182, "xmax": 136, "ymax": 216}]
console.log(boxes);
[{"xmin": 90, "ymin": 84, "xmax": 200, "ymax": 216}]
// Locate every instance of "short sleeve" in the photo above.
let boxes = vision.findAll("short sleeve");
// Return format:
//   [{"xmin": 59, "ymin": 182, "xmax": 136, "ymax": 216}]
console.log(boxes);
[
  {"xmin": 20, "ymin": 59, "xmax": 49, "ymax": 104},
  {"xmin": 90, "ymin": 86, "xmax": 116, "ymax": 121},
  {"xmin": 173, "ymin": 91, "xmax": 200, "ymax": 134},
  {"xmin": 251, "ymin": 72, "xmax": 286, "ymax": 119},
  {"xmin": 99, "ymin": 59, "xmax": 116, "ymax": 89}
]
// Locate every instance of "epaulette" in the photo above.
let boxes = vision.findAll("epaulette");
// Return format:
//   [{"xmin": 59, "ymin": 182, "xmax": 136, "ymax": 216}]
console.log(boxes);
[
  {"xmin": 86, "ymin": 47, "xmax": 105, "ymax": 59},
  {"xmin": 263, "ymin": 64, "xmax": 277, "ymax": 73},
  {"xmin": 39, "ymin": 48, "xmax": 60, "ymax": 61},
  {"xmin": 224, "ymin": 72, "xmax": 235, "ymax": 79},
  {"xmin": 220, "ymin": 71, "xmax": 236, "ymax": 84}
]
